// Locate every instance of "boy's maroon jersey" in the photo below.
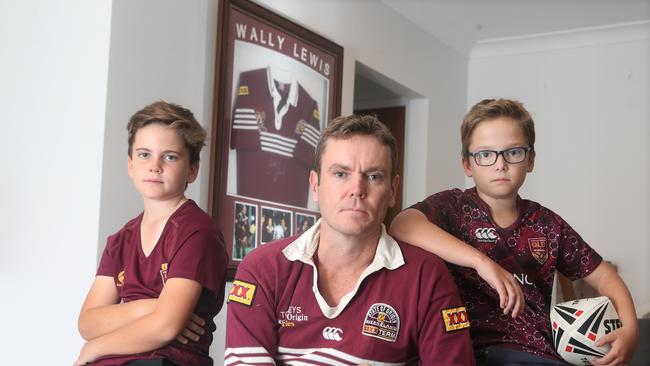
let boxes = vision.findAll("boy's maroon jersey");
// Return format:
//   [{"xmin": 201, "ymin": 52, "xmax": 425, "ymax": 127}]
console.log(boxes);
[
  {"xmin": 230, "ymin": 67, "xmax": 321, "ymax": 207},
  {"xmin": 411, "ymin": 188, "xmax": 602, "ymax": 360},
  {"xmin": 225, "ymin": 221, "xmax": 475, "ymax": 365},
  {"xmin": 95, "ymin": 200, "xmax": 228, "ymax": 366}
]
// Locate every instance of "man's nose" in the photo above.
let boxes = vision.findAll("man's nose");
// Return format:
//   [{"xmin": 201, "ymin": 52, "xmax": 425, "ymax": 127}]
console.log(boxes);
[{"xmin": 349, "ymin": 174, "xmax": 366, "ymax": 198}]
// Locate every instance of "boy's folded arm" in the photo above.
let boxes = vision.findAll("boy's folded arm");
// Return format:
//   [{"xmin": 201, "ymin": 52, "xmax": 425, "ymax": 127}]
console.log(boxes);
[
  {"xmin": 78, "ymin": 276, "xmax": 158, "ymax": 340},
  {"xmin": 583, "ymin": 262, "xmax": 638, "ymax": 365},
  {"xmin": 390, "ymin": 208, "xmax": 525, "ymax": 317},
  {"xmin": 76, "ymin": 277, "xmax": 202, "ymax": 365}
]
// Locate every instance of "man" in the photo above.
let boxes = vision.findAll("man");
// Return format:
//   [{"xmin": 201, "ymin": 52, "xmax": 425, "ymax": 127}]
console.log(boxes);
[{"xmin": 225, "ymin": 115, "xmax": 474, "ymax": 365}]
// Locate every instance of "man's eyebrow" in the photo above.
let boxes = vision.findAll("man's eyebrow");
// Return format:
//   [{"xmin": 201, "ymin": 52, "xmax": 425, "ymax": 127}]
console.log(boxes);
[
  {"xmin": 362, "ymin": 166, "xmax": 388, "ymax": 175},
  {"xmin": 328, "ymin": 163, "xmax": 351, "ymax": 171}
]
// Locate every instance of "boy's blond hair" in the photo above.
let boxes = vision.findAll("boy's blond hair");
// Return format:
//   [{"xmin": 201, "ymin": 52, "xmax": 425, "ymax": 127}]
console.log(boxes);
[
  {"xmin": 461, "ymin": 99, "xmax": 535, "ymax": 157},
  {"xmin": 127, "ymin": 101, "xmax": 206, "ymax": 165}
]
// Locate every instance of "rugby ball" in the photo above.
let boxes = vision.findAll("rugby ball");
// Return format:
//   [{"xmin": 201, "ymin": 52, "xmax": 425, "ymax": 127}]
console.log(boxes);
[{"xmin": 550, "ymin": 296, "xmax": 621, "ymax": 365}]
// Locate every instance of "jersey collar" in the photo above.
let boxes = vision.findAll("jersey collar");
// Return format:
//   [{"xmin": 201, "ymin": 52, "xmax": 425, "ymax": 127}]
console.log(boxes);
[{"xmin": 282, "ymin": 219, "xmax": 405, "ymax": 318}]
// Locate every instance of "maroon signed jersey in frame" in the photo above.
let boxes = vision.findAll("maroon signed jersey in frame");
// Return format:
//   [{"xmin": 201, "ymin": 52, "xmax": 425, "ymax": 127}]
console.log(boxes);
[
  {"xmin": 224, "ymin": 221, "xmax": 474, "ymax": 365},
  {"xmin": 230, "ymin": 67, "xmax": 321, "ymax": 208},
  {"xmin": 411, "ymin": 187, "xmax": 602, "ymax": 361}
]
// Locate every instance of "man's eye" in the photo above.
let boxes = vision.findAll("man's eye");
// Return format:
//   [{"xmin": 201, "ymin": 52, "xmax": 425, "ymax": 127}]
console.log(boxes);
[
  {"xmin": 368, "ymin": 174, "xmax": 382, "ymax": 181},
  {"xmin": 334, "ymin": 171, "xmax": 346, "ymax": 178}
]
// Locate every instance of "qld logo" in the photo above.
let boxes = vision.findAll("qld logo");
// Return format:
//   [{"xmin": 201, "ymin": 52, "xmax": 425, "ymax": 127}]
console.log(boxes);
[
  {"xmin": 361, "ymin": 303, "xmax": 400, "ymax": 343},
  {"xmin": 528, "ymin": 237, "xmax": 548, "ymax": 264},
  {"xmin": 475, "ymin": 227, "xmax": 498, "ymax": 242}
]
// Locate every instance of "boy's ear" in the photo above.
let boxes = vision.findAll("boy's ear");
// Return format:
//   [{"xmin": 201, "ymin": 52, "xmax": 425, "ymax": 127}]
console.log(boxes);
[
  {"xmin": 187, "ymin": 162, "xmax": 199, "ymax": 183},
  {"xmin": 127, "ymin": 155, "xmax": 134, "ymax": 178},
  {"xmin": 527, "ymin": 150, "xmax": 536, "ymax": 173},
  {"xmin": 461, "ymin": 156, "xmax": 473, "ymax": 177}
]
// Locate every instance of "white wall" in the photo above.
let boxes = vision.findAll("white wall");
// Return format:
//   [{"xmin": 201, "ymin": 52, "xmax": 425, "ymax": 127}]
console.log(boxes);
[
  {"xmin": 468, "ymin": 22, "xmax": 650, "ymax": 316},
  {"xmin": 0, "ymin": 0, "xmax": 113, "ymax": 364}
]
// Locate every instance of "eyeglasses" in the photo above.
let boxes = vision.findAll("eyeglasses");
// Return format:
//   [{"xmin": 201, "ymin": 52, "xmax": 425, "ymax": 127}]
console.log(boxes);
[{"xmin": 468, "ymin": 147, "xmax": 531, "ymax": 166}]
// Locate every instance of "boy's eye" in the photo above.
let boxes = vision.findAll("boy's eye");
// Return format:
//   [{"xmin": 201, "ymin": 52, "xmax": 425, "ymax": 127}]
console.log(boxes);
[
  {"xmin": 506, "ymin": 148, "xmax": 524, "ymax": 157},
  {"xmin": 477, "ymin": 151, "xmax": 494, "ymax": 159},
  {"xmin": 137, "ymin": 152, "xmax": 150, "ymax": 159},
  {"xmin": 164, "ymin": 154, "xmax": 179, "ymax": 162}
]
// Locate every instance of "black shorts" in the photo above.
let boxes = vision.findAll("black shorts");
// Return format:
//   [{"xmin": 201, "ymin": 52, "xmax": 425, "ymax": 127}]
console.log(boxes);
[
  {"xmin": 476, "ymin": 347, "xmax": 567, "ymax": 366},
  {"xmin": 124, "ymin": 359, "xmax": 179, "ymax": 366}
]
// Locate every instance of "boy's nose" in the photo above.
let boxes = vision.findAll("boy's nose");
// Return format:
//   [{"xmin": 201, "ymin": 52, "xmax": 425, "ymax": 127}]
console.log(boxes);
[
  {"xmin": 149, "ymin": 158, "xmax": 162, "ymax": 173},
  {"xmin": 494, "ymin": 154, "xmax": 508, "ymax": 171}
]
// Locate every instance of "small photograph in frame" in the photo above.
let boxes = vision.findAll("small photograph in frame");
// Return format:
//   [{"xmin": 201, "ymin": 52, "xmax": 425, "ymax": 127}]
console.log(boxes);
[
  {"xmin": 260, "ymin": 206, "xmax": 293, "ymax": 244},
  {"xmin": 232, "ymin": 201, "xmax": 258, "ymax": 261},
  {"xmin": 295, "ymin": 213, "xmax": 316, "ymax": 235}
]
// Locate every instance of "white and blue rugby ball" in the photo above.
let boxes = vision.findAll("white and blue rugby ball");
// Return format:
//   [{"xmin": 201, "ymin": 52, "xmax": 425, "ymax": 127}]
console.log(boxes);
[{"xmin": 550, "ymin": 296, "xmax": 621, "ymax": 365}]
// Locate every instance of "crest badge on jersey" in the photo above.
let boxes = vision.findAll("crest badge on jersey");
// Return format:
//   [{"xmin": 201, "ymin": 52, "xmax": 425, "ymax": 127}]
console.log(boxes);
[
  {"xmin": 361, "ymin": 303, "xmax": 400, "ymax": 342},
  {"xmin": 238, "ymin": 85, "xmax": 249, "ymax": 96},
  {"xmin": 441, "ymin": 306, "xmax": 470, "ymax": 332},
  {"xmin": 159, "ymin": 263, "xmax": 168, "ymax": 284},
  {"xmin": 116, "ymin": 269, "xmax": 125, "ymax": 287},
  {"xmin": 528, "ymin": 237, "xmax": 548, "ymax": 264},
  {"xmin": 228, "ymin": 279, "xmax": 257, "ymax": 306},
  {"xmin": 295, "ymin": 120, "xmax": 306, "ymax": 134},
  {"xmin": 313, "ymin": 109, "xmax": 320, "ymax": 120}
]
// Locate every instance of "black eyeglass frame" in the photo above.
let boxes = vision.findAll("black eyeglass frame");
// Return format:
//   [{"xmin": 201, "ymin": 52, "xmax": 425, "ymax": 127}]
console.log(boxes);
[{"xmin": 467, "ymin": 146, "xmax": 532, "ymax": 166}]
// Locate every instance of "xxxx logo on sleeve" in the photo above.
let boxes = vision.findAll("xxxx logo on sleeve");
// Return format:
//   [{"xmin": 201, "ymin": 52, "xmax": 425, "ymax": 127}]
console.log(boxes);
[
  {"xmin": 228, "ymin": 279, "xmax": 257, "ymax": 306},
  {"xmin": 441, "ymin": 306, "xmax": 470, "ymax": 332}
]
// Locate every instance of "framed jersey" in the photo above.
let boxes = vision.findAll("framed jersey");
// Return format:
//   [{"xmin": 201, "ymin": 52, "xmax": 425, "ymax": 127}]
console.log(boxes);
[{"xmin": 208, "ymin": 0, "xmax": 343, "ymax": 279}]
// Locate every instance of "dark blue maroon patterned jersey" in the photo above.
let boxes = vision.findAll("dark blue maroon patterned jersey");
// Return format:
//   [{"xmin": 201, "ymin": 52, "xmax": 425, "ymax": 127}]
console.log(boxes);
[{"xmin": 411, "ymin": 187, "xmax": 602, "ymax": 360}]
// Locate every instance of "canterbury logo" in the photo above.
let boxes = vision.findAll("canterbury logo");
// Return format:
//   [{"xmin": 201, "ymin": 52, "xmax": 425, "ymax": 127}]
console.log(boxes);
[
  {"xmin": 475, "ymin": 228, "xmax": 497, "ymax": 241},
  {"xmin": 322, "ymin": 327, "xmax": 343, "ymax": 341}
]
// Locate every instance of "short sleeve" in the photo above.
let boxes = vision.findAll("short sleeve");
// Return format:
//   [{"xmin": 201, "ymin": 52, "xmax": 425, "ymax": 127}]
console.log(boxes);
[
  {"xmin": 555, "ymin": 216, "xmax": 602, "ymax": 281},
  {"xmin": 417, "ymin": 256, "xmax": 475, "ymax": 365},
  {"xmin": 167, "ymin": 228, "xmax": 228, "ymax": 295},
  {"xmin": 224, "ymin": 254, "xmax": 278, "ymax": 365},
  {"xmin": 96, "ymin": 236, "xmax": 117, "ymax": 277},
  {"xmin": 409, "ymin": 190, "xmax": 457, "ymax": 232}
]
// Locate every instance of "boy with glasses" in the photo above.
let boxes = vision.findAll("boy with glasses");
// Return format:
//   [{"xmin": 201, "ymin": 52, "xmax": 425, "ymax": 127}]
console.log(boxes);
[{"xmin": 390, "ymin": 99, "xmax": 637, "ymax": 365}]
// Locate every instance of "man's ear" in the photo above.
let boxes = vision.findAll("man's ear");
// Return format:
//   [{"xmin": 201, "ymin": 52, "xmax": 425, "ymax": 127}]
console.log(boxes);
[
  {"xmin": 309, "ymin": 170, "xmax": 319, "ymax": 203},
  {"xmin": 461, "ymin": 156, "xmax": 473, "ymax": 177},
  {"xmin": 388, "ymin": 174, "xmax": 400, "ymax": 207}
]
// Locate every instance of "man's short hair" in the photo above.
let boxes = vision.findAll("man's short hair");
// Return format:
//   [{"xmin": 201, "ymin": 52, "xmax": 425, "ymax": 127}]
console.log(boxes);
[
  {"xmin": 461, "ymin": 99, "xmax": 535, "ymax": 158},
  {"xmin": 127, "ymin": 101, "xmax": 206, "ymax": 165},
  {"xmin": 314, "ymin": 114, "xmax": 398, "ymax": 178}
]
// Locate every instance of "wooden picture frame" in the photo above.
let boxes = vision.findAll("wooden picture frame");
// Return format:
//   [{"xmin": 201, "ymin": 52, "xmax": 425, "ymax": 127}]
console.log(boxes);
[{"xmin": 208, "ymin": 0, "xmax": 343, "ymax": 279}]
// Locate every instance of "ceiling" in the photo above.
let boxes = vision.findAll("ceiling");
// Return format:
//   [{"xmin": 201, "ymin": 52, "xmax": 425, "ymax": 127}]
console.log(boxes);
[{"xmin": 381, "ymin": 0, "xmax": 650, "ymax": 55}]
